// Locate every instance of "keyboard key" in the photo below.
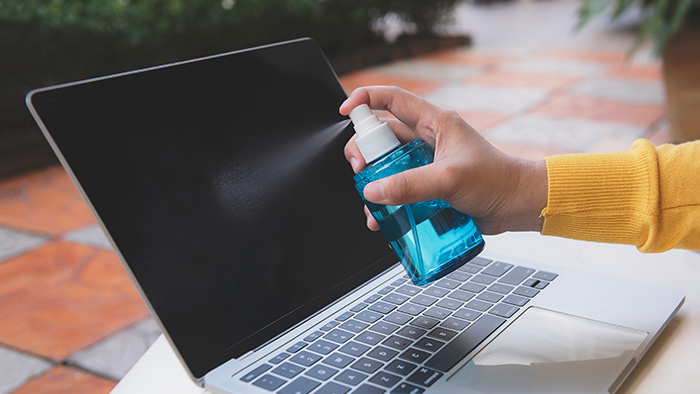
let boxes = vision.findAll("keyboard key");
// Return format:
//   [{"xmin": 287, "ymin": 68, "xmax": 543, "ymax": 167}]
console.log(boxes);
[
  {"xmin": 481, "ymin": 261, "xmax": 514, "ymax": 277},
  {"xmin": 471, "ymin": 274, "xmax": 496, "ymax": 285},
  {"xmin": 488, "ymin": 283, "xmax": 514, "ymax": 294},
  {"xmin": 306, "ymin": 364, "xmax": 339, "ymax": 381},
  {"xmin": 385, "ymin": 359, "xmax": 417, "ymax": 376},
  {"xmin": 356, "ymin": 311, "xmax": 383, "ymax": 324},
  {"xmin": 336, "ymin": 312, "xmax": 354, "ymax": 322},
  {"xmin": 391, "ymin": 383, "xmax": 424, "ymax": 394},
  {"xmin": 395, "ymin": 285, "xmax": 421, "ymax": 297},
  {"xmin": 364, "ymin": 294, "xmax": 382, "ymax": 303},
  {"xmin": 383, "ymin": 293, "xmax": 410, "ymax": 305},
  {"xmin": 498, "ymin": 266, "xmax": 536, "ymax": 286},
  {"xmin": 436, "ymin": 298, "xmax": 463, "ymax": 310},
  {"xmin": 272, "ymin": 362, "xmax": 305, "ymax": 379},
  {"xmin": 252, "ymin": 374, "xmax": 286, "ymax": 391},
  {"xmin": 410, "ymin": 316, "xmax": 440, "ymax": 330},
  {"xmin": 514, "ymin": 286, "xmax": 540, "ymax": 298},
  {"xmin": 407, "ymin": 366, "xmax": 444, "ymax": 387},
  {"xmin": 397, "ymin": 303, "xmax": 425, "ymax": 316},
  {"xmin": 269, "ymin": 353, "xmax": 290, "ymax": 365},
  {"xmin": 476, "ymin": 291, "xmax": 503, "ymax": 303},
  {"xmin": 290, "ymin": 351, "xmax": 322, "ymax": 367},
  {"xmin": 465, "ymin": 299, "xmax": 493, "ymax": 312},
  {"xmin": 240, "ymin": 364, "xmax": 272, "ymax": 382},
  {"xmin": 395, "ymin": 326, "xmax": 426, "ymax": 340},
  {"xmin": 384, "ymin": 312, "xmax": 413, "ymax": 325},
  {"xmin": 369, "ymin": 371, "xmax": 402, "ymax": 388},
  {"xmin": 323, "ymin": 353, "xmax": 355, "ymax": 369},
  {"xmin": 422, "ymin": 287, "xmax": 450, "ymax": 298},
  {"xmin": 391, "ymin": 278, "xmax": 408, "ymax": 286},
  {"xmin": 351, "ymin": 357, "xmax": 384, "ymax": 374},
  {"xmin": 309, "ymin": 340, "xmax": 339, "ymax": 355},
  {"xmin": 447, "ymin": 290, "xmax": 475, "ymax": 302},
  {"xmin": 399, "ymin": 348, "xmax": 432, "ymax": 363},
  {"xmin": 304, "ymin": 331, "xmax": 324, "ymax": 342},
  {"xmin": 278, "ymin": 376, "xmax": 321, "ymax": 394},
  {"xmin": 351, "ymin": 384, "xmax": 386, "ymax": 394},
  {"xmin": 321, "ymin": 321, "xmax": 341, "ymax": 331},
  {"xmin": 316, "ymin": 382, "xmax": 351, "ymax": 394},
  {"xmin": 411, "ymin": 295, "xmax": 438, "ymax": 307},
  {"xmin": 369, "ymin": 321, "xmax": 400, "ymax": 335},
  {"xmin": 523, "ymin": 278, "xmax": 549, "ymax": 289},
  {"xmin": 503, "ymin": 294, "xmax": 529, "ymax": 306},
  {"xmin": 425, "ymin": 314, "xmax": 506, "ymax": 373},
  {"xmin": 459, "ymin": 282, "xmax": 486, "ymax": 293},
  {"xmin": 350, "ymin": 303, "xmax": 369, "ymax": 313},
  {"xmin": 355, "ymin": 331, "xmax": 386, "ymax": 346},
  {"xmin": 338, "ymin": 341, "xmax": 371, "ymax": 357},
  {"xmin": 427, "ymin": 327, "xmax": 458, "ymax": 341},
  {"xmin": 470, "ymin": 257, "xmax": 492, "ymax": 266},
  {"xmin": 286, "ymin": 342, "xmax": 307, "ymax": 353},
  {"xmin": 367, "ymin": 346, "xmax": 399, "ymax": 362},
  {"xmin": 340, "ymin": 320, "xmax": 370, "ymax": 333},
  {"xmin": 325, "ymin": 329, "xmax": 354, "ymax": 344},
  {"xmin": 489, "ymin": 303, "xmax": 519, "ymax": 319},
  {"xmin": 423, "ymin": 307, "xmax": 451, "ymax": 320},
  {"xmin": 452, "ymin": 308, "xmax": 481, "ymax": 321},
  {"xmin": 382, "ymin": 335, "xmax": 413, "ymax": 350},
  {"xmin": 434, "ymin": 278, "xmax": 461, "ymax": 290},
  {"xmin": 414, "ymin": 338, "xmax": 445, "ymax": 352},
  {"xmin": 446, "ymin": 271, "xmax": 471, "ymax": 282},
  {"xmin": 458, "ymin": 264, "xmax": 481, "ymax": 274},
  {"xmin": 368, "ymin": 301, "xmax": 397, "ymax": 314},
  {"xmin": 334, "ymin": 370, "xmax": 368, "ymax": 386},
  {"xmin": 440, "ymin": 317, "xmax": 470, "ymax": 331},
  {"xmin": 377, "ymin": 286, "xmax": 395, "ymax": 295},
  {"xmin": 533, "ymin": 271, "xmax": 558, "ymax": 281}
]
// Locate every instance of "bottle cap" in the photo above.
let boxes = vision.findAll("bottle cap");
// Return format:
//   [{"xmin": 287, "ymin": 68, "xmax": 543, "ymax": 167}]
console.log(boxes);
[{"xmin": 349, "ymin": 104, "xmax": 401, "ymax": 163}]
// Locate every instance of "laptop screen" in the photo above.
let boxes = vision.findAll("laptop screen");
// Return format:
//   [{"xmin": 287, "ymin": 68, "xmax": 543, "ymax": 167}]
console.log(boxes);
[{"xmin": 27, "ymin": 38, "xmax": 394, "ymax": 380}]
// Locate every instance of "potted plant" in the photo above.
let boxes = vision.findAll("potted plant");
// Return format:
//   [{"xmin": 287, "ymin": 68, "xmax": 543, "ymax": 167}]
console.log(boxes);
[{"xmin": 577, "ymin": 0, "xmax": 700, "ymax": 143}]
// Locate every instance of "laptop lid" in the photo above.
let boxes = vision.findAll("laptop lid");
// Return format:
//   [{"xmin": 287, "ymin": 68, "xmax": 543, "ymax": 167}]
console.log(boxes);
[{"xmin": 26, "ymin": 38, "xmax": 396, "ymax": 381}]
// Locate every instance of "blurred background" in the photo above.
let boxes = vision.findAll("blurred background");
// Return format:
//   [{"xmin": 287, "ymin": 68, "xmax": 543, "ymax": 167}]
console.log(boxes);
[{"xmin": 1, "ymin": 0, "xmax": 698, "ymax": 393}]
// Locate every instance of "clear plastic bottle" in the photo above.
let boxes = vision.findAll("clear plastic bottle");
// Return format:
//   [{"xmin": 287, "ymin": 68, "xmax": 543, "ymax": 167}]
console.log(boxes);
[{"xmin": 350, "ymin": 104, "xmax": 485, "ymax": 286}]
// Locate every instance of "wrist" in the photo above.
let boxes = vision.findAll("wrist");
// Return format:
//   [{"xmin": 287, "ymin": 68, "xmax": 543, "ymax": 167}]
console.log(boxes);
[{"xmin": 508, "ymin": 159, "xmax": 548, "ymax": 232}]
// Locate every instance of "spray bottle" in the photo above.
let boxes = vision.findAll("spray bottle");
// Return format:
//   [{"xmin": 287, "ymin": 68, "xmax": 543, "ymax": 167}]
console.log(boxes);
[{"xmin": 350, "ymin": 104, "xmax": 485, "ymax": 286}]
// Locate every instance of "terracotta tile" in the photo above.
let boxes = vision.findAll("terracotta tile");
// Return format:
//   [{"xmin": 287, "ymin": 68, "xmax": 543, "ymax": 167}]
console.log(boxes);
[
  {"xmin": 533, "ymin": 95, "xmax": 666, "ymax": 127},
  {"xmin": 0, "ymin": 242, "xmax": 148, "ymax": 360},
  {"xmin": 339, "ymin": 70, "xmax": 443, "ymax": 95},
  {"xmin": 456, "ymin": 110, "xmax": 511, "ymax": 132},
  {"xmin": 11, "ymin": 366, "xmax": 115, "ymax": 394},
  {"xmin": 0, "ymin": 166, "xmax": 95, "ymax": 235},
  {"xmin": 606, "ymin": 63, "xmax": 663, "ymax": 81},
  {"xmin": 541, "ymin": 49, "xmax": 626, "ymax": 63},
  {"xmin": 466, "ymin": 70, "xmax": 581, "ymax": 91},
  {"xmin": 420, "ymin": 49, "xmax": 510, "ymax": 67}
]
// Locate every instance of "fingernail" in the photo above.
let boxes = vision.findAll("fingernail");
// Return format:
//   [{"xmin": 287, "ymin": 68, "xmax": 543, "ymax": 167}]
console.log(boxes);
[
  {"xmin": 350, "ymin": 157, "xmax": 359, "ymax": 170},
  {"xmin": 364, "ymin": 181, "xmax": 386, "ymax": 202}
]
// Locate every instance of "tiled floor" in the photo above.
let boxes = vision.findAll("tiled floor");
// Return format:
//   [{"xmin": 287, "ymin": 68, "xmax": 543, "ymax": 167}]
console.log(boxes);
[{"xmin": 0, "ymin": 1, "xmax": 671, "ymax": 393}]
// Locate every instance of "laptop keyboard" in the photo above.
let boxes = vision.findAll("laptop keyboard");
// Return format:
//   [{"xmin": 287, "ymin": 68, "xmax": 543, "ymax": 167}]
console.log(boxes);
[{"xmin": 240, "ymin": 257, "xmax": 557, "ymax": 394}]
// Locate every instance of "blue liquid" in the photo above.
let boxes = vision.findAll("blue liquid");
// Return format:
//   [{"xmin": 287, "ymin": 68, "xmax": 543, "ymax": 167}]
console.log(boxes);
[{"xmin": 354, "ymin": 139, "xmax": 485, "ymax": 286}]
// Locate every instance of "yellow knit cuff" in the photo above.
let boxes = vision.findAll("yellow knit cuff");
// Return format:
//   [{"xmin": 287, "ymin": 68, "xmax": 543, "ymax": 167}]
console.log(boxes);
[{"xmin": 541, "ymin": 140, "xmax": 659, "ymax": 247}]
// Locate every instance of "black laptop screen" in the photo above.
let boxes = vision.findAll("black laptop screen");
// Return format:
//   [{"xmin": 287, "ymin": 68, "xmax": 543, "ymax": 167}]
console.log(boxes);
[{"xmin": 27, "ymin": 39, "xmax": 394, "ymax": 380}]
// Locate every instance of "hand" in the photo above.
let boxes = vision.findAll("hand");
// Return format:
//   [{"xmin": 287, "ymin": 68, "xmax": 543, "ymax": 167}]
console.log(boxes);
[{"xmin": 340, "ymin": 86, "xmax": 547, "ymax": 235}]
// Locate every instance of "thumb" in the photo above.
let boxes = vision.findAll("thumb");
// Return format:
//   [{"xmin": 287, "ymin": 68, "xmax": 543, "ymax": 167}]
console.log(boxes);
[{"xmin": 363, "ymin": 165, "xmax": 447, "ymax": 206}]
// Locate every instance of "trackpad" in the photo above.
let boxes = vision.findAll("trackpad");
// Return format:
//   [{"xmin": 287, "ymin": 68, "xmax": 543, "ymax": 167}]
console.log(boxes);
[{"xmin": 447, "ymin": 307, "xmax": 648, "ymax": 393}]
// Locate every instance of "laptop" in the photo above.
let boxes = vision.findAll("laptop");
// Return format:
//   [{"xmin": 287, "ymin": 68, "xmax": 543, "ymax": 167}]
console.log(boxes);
[{"xmin": 26, "ymin": 38, "xmax": 684, "ymax": 394}]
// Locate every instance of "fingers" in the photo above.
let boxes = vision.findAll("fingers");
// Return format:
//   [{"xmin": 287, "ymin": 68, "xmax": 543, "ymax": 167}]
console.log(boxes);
[
  {"xmin": 344, "ymin": 118, "xmax": 414, "ymax": 174},
  {"xmin": 363, "ymin": 164, "xmax": 450, "ymax": 206},
  {"xmin": 340, "ymin": 86, "xmax": 439, "ymax": 132},
  {"xmin": 364, "ymin": 205, "xmax": 380, "ymax": 231}
]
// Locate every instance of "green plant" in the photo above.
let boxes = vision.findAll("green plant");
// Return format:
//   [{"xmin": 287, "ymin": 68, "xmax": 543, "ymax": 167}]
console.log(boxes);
[{"xmin": 577, "ymin": 0, "xmax": 700, "ymax": 55}]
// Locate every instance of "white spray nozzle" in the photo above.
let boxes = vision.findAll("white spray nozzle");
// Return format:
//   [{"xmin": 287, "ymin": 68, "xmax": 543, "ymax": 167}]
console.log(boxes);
[{"xmin": 349, "ymin": 104, "xmax": 400, "ymax": 163}]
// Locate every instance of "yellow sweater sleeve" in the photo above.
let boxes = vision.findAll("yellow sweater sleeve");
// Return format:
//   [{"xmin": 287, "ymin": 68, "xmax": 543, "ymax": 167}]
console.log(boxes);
[{"xmin": 541, "ymin": 139, "xmax": 700, "ymax": 252}]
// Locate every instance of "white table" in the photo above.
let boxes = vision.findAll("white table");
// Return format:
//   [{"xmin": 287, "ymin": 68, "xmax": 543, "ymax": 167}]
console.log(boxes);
[{"xmin": 111, "ymin": 232, "xmax": 700, "ymax": 394}]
